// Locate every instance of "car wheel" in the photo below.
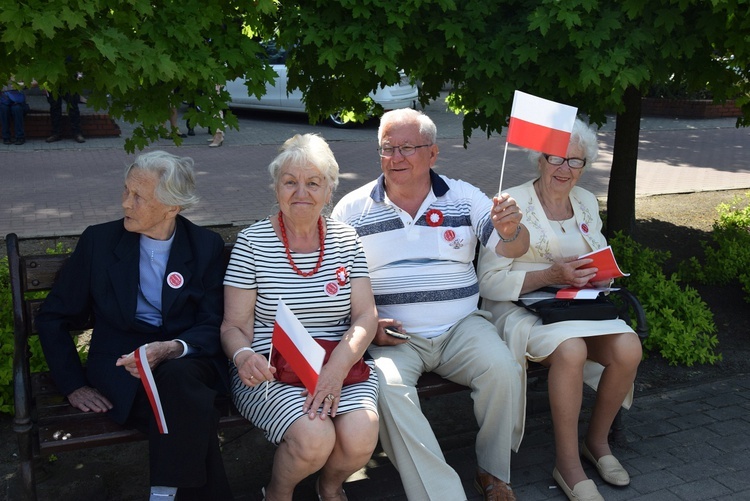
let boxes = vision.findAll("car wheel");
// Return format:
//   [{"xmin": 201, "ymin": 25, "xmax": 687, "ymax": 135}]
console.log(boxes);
[{"xmin": 326, "ymin": 110, "xmax": 355, "ymax": 128}]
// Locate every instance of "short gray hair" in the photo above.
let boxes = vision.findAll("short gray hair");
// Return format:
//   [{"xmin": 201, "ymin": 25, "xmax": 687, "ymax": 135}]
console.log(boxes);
[
  {"xmin": 268, "ymin": 134, "xmax": 340, "ymax": 191},
  {"xmin": 125, "ymin": 151, "xmax": 199, "ymax": 210},
  {"xmin": 527, "ymin": 118, "xmax": 599, "ymax": 168},
  {"xmin": 378, "ymin": 108, "xmax": 437, "ymax": 145}
]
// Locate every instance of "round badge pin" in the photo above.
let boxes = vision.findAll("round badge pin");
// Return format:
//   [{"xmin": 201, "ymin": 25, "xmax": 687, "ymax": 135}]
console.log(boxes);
[
  {"xmin": 580, "ymin": 223, "xmax": 589, "ymax": 234},
  {"xmin": 324, "ymin": 281, "xmax": 340, "ymax": 297},
  {"xmin": 167, "ymin": 272, "xmax": 184, "ymax": 289},
  {"xmin": 425, "ymin": 209, "xmax": 444, "ymax": 227},
  {"xmin": 443, "ymin": 229, "xmax": 456, "ymax": 242}
]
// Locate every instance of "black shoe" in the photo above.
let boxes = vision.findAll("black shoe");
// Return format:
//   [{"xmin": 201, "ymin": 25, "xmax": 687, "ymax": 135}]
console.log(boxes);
[
  {"xmin": 3, "ymin": 139, "xmax": 12, "ymax": 145},
  {"xmin": 187, "ymin": 128, "xmax": 195, "ymax": 136},
  {"xmin": 46, "ymin": 134, "xmax": 61, "ymax": 143},
  {"xmin": 74, "ymin": 134, "xmax": 86, "ymax": 143},
  {"xmin": 15, "ymin": 138, "xmax": 25, "ymax": 145},
  {"xmin": 177, "ymin": 133, "xmax": 188, "ymax": 138}
]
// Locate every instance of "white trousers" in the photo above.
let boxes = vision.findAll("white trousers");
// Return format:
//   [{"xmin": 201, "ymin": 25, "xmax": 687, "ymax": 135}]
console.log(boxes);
[{"xmin": 368, "ymin": 311, "xmax": 523, "ymax": 501}]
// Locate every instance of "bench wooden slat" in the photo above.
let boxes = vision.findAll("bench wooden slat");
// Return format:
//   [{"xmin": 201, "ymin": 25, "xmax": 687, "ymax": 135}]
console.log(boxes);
[
  {"xmin": 21, "ymin": 255, "xmax": 69, "ymax": 292},
  {"xmin": 415, "ymin": 372, "xmax": 466, "ymax": 398},
  {"xmin": 39, "ymin": 416, "xmax": 146, "ymax": 454}
]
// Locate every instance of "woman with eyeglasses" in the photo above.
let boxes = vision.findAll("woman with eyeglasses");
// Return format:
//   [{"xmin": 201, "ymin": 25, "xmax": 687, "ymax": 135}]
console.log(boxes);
[{"xmin": 476, "ymin": 119, "xmax": 642, "ymax": 501}]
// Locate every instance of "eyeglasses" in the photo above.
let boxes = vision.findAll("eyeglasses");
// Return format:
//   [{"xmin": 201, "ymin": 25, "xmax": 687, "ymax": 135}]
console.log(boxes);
[
  {"xmin": 543, "ymin": 154, "xmax": 586, "ymax": 169},
  {"xmin": 378, "ymin": 144, "xmax": 432, "ymax": 157}
]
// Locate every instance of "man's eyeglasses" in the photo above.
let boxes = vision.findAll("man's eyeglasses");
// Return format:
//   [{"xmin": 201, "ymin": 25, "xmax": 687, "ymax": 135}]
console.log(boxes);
[
  {"xmin": 544, "ymin": 154, "xmax": 586, "ymax": 169},
  {"xmin": 378, "ymin": 144, "xmax": 432, "ymax": 158}
]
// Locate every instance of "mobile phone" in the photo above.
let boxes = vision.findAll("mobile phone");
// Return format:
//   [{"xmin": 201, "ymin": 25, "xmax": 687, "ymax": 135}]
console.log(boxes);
[{"xmin": 384, "ymin": 327, "xmax": 411, "ymax": 340}]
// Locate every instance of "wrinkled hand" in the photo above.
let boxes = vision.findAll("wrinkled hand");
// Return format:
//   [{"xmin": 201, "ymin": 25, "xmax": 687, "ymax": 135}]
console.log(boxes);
[
  {"xmin": 67, "ymin": 386, "xmax": 113, "ymax": 413},
  {"xmin": 302, "ymin": 366, "xmax": 344, "ymax": 419},
  {"xmin": 235, "ymin": 351, "xmax": 276, "ymax": 388},
  {"xmin": 492, "ymin": 194, "xmax": 523, "ymax": 239},
  {"xmin": 372, "ymin": 319, "xmax": 408, "ymax": 346},
  {"xmin": 115, "ymin": 341, "xmax": 181, "ymax": 379},
  {"xmin": 546, "ymin": 256, "xmax": 598, "ymax": 288}
]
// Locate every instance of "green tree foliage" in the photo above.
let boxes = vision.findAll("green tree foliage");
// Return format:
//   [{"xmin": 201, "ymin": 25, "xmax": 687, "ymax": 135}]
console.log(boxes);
[
  {"xmin": 275, "ymin": 0, "xmax": 750, "ymax": 235},
  {"xmin": 0, "ymin": 0, "xmax": 278, "ymax": 152},
  {"xmin": 2, "ymin": 0, "xmax": 749, "ymax": 223}
]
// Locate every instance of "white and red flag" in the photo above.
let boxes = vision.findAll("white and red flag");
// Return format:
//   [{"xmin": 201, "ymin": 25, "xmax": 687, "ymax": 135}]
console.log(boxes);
[
  {"xmin": 271, "ymin": 298, "xmax": 325, "ymax": 394},
  {"xmin": 134, "ymin": 344, "xmax": 169, "ymax": 434},
  {"xmin": 506, "ymin": 91, "xmax": 577, "ymax": 157}
]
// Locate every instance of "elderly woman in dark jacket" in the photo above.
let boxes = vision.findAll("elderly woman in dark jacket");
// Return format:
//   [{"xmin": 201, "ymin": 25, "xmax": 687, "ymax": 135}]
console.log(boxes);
[{"xmin": 36, "ymin": 151, "xmax": 232, "ymax": 500}]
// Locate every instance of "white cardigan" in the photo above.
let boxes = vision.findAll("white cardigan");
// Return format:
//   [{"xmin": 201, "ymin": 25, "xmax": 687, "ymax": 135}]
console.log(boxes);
[{"xmin": 477, "ymin": 179, "xmax": 634, "ymax": 448}]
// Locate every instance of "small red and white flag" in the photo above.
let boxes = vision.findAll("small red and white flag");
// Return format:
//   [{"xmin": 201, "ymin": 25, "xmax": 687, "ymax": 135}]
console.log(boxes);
[
  {"xmin": 272, "ymin": 299, "xmax": 325, "ymax": 394},
  {"xmin": 134, "ymin": 344, "xmax": 169, "ymax": 434},
  {"xmin": 507, "ymin": 91, "xmax": 577, "ymax": 157}
]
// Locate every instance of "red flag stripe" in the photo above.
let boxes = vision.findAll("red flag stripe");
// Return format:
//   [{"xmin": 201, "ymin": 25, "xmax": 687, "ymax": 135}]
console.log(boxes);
[
  {"xmin": 506, "ymin": 117, "xmax": 573, "ymax": 157},
  {"xmin": 134, "ymin": 345, "xmax": 169, "ymax": 434},
  {"xmin": 272, "ymin": 321, "xmax": 320, "ymax": 393}
]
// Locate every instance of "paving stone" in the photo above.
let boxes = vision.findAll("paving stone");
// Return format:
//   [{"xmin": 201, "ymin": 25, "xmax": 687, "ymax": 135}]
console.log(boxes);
[
  {"xmin": 714, "ymin": 468, "xmax": 750, "ymax": 492},
  {"xmin": 669, "ymin": 477, "xmax": 733, "ymax": 500},
  {"xmin": 628, "ymin": 468, "xmax": 686, "ymax": 494},
  {"xmin": 670, "ymin": 458, "xmax": 733, "ymax": 482},
  {"xmin": 706, "ymin": 417, "xmax": 750, "ymax": 437},
  {"xmin": 667, "ymin": 412, "xmax": 717, "ymax": 431},
  {"xmin": 707, "ymin": 432, "xmax": 750, "ymax": 454}
]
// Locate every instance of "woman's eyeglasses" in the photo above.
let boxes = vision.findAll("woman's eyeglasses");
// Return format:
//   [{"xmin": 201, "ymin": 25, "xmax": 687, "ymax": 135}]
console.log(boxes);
[{"xmin": 544, "ymin": 154, "xmax": 586, "ymax": 169}]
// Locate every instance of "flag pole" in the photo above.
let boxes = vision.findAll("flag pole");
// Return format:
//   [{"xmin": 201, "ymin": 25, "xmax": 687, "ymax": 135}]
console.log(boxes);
[
  {"xmin": 498, "ymin": 141, "xmax": 509, "ymax": 196},
  {"xmin": 267, "ymin": 295, "xmax": 281, "ymax": 401},
  {"xmin": 265, "ymin": 343, "xmax": 273, "ymax": 400}
]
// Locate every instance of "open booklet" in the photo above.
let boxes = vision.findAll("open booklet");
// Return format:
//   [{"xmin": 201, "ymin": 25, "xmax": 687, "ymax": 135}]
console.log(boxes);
[
  {"xmin": 518, "ymin": 246, "xmax": 629, "ymax": 302},
  {"xmin": 555, "ymin": 246, "xmax": 629, "ymax": 299}
]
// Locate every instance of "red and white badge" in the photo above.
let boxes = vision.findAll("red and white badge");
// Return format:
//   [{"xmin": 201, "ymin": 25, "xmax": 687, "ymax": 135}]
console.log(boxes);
[
  {"xmin": 425, "ymin": 209, "xmax": 444, "ymax": 227},
  {"xmin": 335, "ymin": 266, "xmax": 348, "ymax": 286},
  {"xmin": 166, "ymin": 272, "xmax": 184, "ymax": 289},
  {"xmin": 443, "ymin": 229, "xmax": 456, "ymax": 242},
  {"xmin": 579, "ymin": 223, "xmax": 590, "ymax": 235},
  {"xmin": 324, "ymin": 281, "xmax": 340, "ymax": 297}
]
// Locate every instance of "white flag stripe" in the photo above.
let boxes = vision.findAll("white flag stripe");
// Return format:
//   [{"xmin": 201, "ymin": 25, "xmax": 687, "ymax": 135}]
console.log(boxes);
[
  {"xmin": 275, "ymin": 299, "xmax": 326, "ymax": 373},
  {"xmin": 510, "ymin": 90, "xmax": 577, "ymax": 132},
  {"xmin": 137, "ymin": 344, "xmax": 169, "ymax": 434}
]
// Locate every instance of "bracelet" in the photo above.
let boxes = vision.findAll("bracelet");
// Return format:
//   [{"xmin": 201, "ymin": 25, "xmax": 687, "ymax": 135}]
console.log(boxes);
[
  {"xmin": 232, "ymin": 346, "xmax": 255, "ymax": 366},
  {"xmin": 498, "ymin": 224, "xmax": 522, "ymax": 243}
]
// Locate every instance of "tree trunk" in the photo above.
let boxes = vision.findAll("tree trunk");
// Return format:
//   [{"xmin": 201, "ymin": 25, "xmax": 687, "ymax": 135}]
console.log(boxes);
[{"xmin": 606, "ymin": 85, "xmax": 642, "ymax": 239}]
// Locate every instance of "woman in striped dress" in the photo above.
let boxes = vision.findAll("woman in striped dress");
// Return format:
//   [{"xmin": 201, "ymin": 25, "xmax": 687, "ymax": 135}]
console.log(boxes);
[{"xmin": 221, "ymin": 134, "xmax": 379, "ymax": 501}]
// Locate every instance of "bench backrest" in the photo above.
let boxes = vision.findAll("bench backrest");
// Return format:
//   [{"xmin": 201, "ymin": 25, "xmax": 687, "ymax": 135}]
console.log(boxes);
[{"xmin": 6, "ymin": 236, "xmax": 235, "ymax": 341}]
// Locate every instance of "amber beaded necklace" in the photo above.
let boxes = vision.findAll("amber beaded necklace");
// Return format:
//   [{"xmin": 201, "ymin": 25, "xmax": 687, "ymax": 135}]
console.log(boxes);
[{"xmin": 278, "ymin": 211, "xmax": 325, "ymax": 277}]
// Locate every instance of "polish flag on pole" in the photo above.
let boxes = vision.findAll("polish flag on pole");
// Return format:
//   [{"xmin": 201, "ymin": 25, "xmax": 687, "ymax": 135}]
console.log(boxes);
[
  {"xmin": 272, "ymin": 298, "xmax": 325, "ymax": 394},
  {"xmin": 506, "ymin": 90, "xmax": 578, "ymax": 157},
  {"xmin": 134, "ymin": 344, "xmax": 169, "ymax": 434},
  {"xmin": 498, "ymin": 91, "xmax": 578, "ymax": 194}
]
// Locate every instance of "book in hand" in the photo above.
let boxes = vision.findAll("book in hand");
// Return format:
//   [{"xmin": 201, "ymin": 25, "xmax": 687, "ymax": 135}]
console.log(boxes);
[
  {"xmin": 551, "ymin": 246, "xmax": 629, "ymax": 300},
  {"xmin": 577, "ymin": 245, "xmax": 629, "ymax": 282}
]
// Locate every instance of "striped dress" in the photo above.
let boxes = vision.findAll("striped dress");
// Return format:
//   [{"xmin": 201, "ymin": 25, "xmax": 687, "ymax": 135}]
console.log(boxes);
[{"xmin": 223, "ymin": 217, "xmax": 378, "ymax": 445}]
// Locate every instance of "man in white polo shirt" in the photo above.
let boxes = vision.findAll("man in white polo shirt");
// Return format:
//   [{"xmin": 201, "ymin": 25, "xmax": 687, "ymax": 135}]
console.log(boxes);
[{"xmin": 332, "ymin": 108, "xmax": 529, "ymax": 501}]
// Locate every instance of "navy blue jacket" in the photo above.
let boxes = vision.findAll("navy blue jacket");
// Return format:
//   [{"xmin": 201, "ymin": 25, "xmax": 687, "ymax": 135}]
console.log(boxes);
[{"xmin": 36, "ymin": 215, "xmax": 228, "ymax": 424}]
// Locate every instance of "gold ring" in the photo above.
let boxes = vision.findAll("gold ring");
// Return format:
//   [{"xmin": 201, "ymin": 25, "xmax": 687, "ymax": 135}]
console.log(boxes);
[{"xmin": 325, "ymin": 393, "xmax": 335, "ymax": 402}]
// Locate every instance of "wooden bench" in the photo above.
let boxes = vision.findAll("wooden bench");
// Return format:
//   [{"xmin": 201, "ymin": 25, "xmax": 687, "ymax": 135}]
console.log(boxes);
[
  {"xmin": 6, "ymin": 233, "xmax": 477, "ymax": 500},
  {"xmin": 6, "ymin": 232, "xmax": 647, "ymax": 500}
]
